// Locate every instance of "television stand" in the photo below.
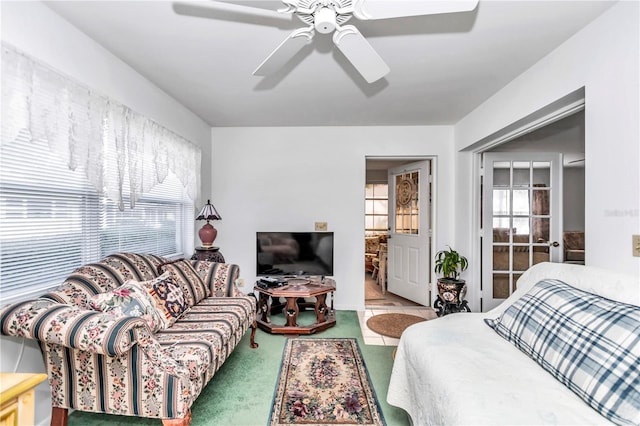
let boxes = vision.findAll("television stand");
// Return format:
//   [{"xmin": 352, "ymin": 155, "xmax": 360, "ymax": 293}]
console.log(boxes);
[{"xmin": 254, "ymin": 277, "xmax": 336, "ymax": 335}]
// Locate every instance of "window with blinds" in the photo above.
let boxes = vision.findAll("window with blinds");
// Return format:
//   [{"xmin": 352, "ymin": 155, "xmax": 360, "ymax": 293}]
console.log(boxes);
[{"xmin": 0, "ymin": 129, "xmax": 194, "ymax": 304}]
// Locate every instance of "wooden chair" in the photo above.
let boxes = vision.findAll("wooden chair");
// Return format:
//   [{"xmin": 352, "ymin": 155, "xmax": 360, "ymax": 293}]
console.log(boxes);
[{"xmin": 377, "ymin": 243, "xmax": 388, "ymax": 293}]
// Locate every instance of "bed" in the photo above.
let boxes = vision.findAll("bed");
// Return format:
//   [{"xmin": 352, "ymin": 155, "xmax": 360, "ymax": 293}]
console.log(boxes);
[{"xmin": 387, "ymin": 262, "xmax": 640, "ymax": 425}]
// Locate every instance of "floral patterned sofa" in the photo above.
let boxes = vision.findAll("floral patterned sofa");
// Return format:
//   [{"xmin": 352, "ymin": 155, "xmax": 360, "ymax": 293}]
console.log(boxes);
[{"xmin": 0, "ymin": 253, "xmax": 258, "ymax": 426}]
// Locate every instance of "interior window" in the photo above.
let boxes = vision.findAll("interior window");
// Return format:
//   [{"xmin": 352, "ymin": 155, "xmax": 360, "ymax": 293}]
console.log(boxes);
[{"xmin": 365, "ymin": 183, "xmax": 388, "ymax": 235}]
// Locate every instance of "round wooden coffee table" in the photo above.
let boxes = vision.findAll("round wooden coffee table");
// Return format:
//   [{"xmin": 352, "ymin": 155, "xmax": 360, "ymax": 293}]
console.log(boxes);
[{"xmin": 254, "ymin": 278, "xmax": 336, "ymax": 335}]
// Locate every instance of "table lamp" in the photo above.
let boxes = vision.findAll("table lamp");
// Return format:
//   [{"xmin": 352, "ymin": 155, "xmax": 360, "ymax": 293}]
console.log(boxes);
[{"xmin": 196, "ymin": 199, "xmax": 221, "ymax": 247}]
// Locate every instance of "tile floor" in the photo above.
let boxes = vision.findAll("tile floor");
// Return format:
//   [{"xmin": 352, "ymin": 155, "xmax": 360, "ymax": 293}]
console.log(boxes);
[{"xmin": 358, "ymin": 306, "xmax": 436, "ymax": 346}]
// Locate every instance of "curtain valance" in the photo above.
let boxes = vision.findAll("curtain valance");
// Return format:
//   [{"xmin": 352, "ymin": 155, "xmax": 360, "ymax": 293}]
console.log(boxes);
[{"xmin": 1, "ymin": 43, "xmax": 201, "ymax": 210}]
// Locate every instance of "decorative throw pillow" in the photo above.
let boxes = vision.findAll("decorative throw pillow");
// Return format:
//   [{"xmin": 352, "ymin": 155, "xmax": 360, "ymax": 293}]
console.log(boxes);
[
  {"xmin": 90, "ymin": 280, "xmax": 162, "ymax": 332},
  {"xmin": 140, "ymin": 272, "xmax": 189, "ymax": 329},
  {"xmin": 158, "ymin": 259, "xmax": 208, "ymax": 306},
  {"xmin": 485, "ymin": 279, "xmax": 640, "ymax": 426}
]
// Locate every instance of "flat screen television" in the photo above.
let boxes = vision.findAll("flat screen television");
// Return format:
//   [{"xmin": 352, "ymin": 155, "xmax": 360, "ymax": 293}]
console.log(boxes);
[{"xmin": 257, "ymin": 232, "xmax": 334, "ymax": 276}]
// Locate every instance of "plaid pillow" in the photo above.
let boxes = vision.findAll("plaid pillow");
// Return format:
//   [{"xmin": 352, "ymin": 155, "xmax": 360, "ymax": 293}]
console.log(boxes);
[{"xmin": 485, "ymin": 279, "xmax": 640, "ymax": 426}]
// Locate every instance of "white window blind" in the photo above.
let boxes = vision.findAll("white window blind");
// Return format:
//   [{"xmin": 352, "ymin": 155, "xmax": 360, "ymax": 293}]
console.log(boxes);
[
  {"xmin": 0, "ymin": 130, "xmax": 193, "ymax": 304},
  {"xmin": 0, "ymin": 43, "xmax": 197, "ymax": 304}
]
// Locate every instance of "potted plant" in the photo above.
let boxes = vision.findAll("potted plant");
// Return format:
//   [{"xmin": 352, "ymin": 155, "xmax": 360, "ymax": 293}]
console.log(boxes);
[{"xmin": 433, "ymin": 247, "xmax": 470, "ymax": 316}]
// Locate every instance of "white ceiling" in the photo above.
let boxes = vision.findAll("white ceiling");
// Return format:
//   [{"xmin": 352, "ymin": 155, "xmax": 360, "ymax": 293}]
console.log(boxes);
[{"xmin": 44, "ymin": 0, "xmax": 615, "ymax": 127}]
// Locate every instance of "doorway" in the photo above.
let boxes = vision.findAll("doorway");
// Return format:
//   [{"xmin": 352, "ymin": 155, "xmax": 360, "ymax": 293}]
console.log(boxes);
[
  {"xmin": 364, "ymin": 157, "xmax": 432, "ymax": 308},
  {"xmin": 478, "ymin": 110, "xmax": 585, "ymax": 311}
]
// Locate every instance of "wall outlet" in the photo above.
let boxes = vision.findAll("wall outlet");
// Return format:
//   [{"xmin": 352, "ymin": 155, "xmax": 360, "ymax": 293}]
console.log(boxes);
[
  {"xmin": 633, "ymin": 235, "xmax": 640, "ymax": 257},
  {"xmin": 236, "ymin": 278, "xmax": 244, "ymax": 288},
  {"xmin": 315, "ymin": 222, "xmax": 328, "ymax": 231}
]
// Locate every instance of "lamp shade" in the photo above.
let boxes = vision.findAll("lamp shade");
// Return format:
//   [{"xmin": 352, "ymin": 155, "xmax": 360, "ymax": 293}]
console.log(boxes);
[{"xmin": 196, "ymin": 200, "xmax": 221, "ymax": 221}]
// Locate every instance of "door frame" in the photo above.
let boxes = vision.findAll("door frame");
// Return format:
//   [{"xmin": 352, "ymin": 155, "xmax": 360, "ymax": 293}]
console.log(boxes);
[
  {"xmin": 364, "ymin": 155, "xmax": 437, "ymax": 307},
  {"xmin": 467, "ymin": 90, "xmax": 585, "ymax": 312}
]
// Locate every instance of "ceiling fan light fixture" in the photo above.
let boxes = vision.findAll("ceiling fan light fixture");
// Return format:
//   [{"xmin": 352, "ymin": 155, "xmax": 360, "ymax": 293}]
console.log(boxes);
[{"xmin": 314, "ymin": 7, "xmax": 336, "ymax": 34}]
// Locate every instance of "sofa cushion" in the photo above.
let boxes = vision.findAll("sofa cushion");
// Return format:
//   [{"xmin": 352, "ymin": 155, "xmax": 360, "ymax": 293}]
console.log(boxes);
[
  {"xmin": 159, "ymin": 259, "xmax": 208, "ymax": 306},
  {"xmin": 90, "ymin": 280, "xmax": 163, "ymax": 332},
  {"xmin": 485, "ymin": 279, "xmax": 640, "ymax": 426},
  {"xmin": 190, "ymin": 261, "xmax": 241, "ymax": 297},
  {"xmin": 141, "ymin": 272, "xmax": 189, "ymax": 329},
  {"xmin": 156, "ymin": 296, "xmax": 257, "ymax": 381},
  {"xmin": 365, "ymin": 236, "xmax": 380, "ymax": 254},
  {"xmin": 43, "ymin": 253, "xmax": 168, "ymax": 310}
]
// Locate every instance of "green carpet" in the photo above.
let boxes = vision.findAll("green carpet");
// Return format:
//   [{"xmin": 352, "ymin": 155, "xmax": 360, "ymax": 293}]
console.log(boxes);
[{"xmin": 67, "ymin": 310, "xmax": 409, "ymax": 426}]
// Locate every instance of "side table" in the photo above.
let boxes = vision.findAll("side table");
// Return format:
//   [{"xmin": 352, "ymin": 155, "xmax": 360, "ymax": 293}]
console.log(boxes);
[
  {"xmin": 434, "ymin": 280, "xmax": 471, "ymax": 316},
  {"xmin": 0, "ymin": 372, "xmax": 48, "ymax": 426},
  {"xmin": 191, "ymin": 246, "xmax": 225, "ymax": 263}
]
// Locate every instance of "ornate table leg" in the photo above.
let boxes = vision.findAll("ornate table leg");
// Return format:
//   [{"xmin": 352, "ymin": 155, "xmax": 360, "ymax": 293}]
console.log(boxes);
[
  {"xmin": 284, "ymin": 296, "xmax": 299, "ymax": 327},
  {"xmin": 258, "ymin": 293, "xmax": 271, "ymax": 324},
  {"xmin": 315, "ymin": 293, "xmax": 328, "ymax": 323},
  {"xmin": 458, "ymin": 300, "xmax": 471, "ymax": 313},
  {"xmin": 331, "ymin": 292, "xmax": 336, "ymax": 315},
  {"xmin": 434, "ymin": 295, "xmax": 445, "ymax": 317}
]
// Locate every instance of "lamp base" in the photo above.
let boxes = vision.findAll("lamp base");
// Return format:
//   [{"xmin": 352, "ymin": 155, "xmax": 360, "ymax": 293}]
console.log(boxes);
[{"xmin": 198, "ymin": 222, "xmax": 218, "ymax": 248}]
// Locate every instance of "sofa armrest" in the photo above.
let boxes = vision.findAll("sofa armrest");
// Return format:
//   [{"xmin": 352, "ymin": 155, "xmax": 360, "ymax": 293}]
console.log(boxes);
[{"xmin": 1, "ymin": 299, "xmax": 149, "ymax": 357}]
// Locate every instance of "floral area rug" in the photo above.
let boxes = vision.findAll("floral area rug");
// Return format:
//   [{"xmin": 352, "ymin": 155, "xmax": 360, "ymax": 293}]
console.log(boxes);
[{"xmin": 269, "ymin": 338, "xmax": 385, "ymax": 426}]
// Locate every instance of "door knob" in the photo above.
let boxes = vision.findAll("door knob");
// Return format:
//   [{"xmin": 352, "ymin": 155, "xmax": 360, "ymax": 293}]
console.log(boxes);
[{"xmin": 549, "ymin": 241, "xmax": 560, "ymax": 247}]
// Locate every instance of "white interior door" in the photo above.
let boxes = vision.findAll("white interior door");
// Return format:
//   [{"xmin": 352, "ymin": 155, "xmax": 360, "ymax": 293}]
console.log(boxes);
[
  {"xmin": 387, "ymin": 161, "xmax": 430, "ymax": 306},
  {"xmin": 482, "ymin": 153, "xmax": 563, "ymax": 311}
]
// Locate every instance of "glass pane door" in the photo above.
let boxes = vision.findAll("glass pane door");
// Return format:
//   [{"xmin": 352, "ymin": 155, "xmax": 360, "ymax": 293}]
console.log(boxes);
[{"xmin": 483, "ymin": 153, "xmax": 562, "ymax": 311}]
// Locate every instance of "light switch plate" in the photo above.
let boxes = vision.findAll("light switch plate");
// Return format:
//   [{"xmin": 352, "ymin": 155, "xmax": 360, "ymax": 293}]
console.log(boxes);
[
  {"xmin": 633, "ymin": 235, "xmax": 640, "ymax": 257},
  {"xmin": 315, "ymin": 222, "xmax": 328, "ymax": 231}
]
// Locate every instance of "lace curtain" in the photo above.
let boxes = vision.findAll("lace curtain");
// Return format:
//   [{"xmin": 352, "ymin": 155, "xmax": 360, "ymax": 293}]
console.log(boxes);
[{"xmin": 1, "ymin": 43, "xmax": 201, "ymax": 210}]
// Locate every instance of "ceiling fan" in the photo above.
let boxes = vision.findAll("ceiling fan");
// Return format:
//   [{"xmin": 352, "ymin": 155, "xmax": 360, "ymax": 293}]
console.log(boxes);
[{"xmin": 173, "ymin": 0, "xmax": 479, "ymax": 83}]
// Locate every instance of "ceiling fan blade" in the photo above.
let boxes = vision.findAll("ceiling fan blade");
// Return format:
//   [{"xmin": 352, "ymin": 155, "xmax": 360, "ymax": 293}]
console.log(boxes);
[
  {"xmin": 352, "ymin": 0, "xmax": 479, "ymax": 20},
  {"xmin": 172, "ymin": 1, "xmax": 294, "ymax": 26},
  {"xmin": 332, "ymin": 25, "xmax": 390, "ymax": 83},
  {"xmin": 253, "ymin": 27, "xmax": 315, "ymax": 76}
]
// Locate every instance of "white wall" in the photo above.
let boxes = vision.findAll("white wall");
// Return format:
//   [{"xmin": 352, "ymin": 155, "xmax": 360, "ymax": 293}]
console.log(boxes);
[
  {"xmin": 455, "ymin": 1, "xmax": 640, "ymax": 278},
  {"xmin": 211, "ymin": 126, "xmax": 455, "ymax": 310},
  {"xmin": 0, "ymin": 3, "xmax": 212, "ymax": 424}
]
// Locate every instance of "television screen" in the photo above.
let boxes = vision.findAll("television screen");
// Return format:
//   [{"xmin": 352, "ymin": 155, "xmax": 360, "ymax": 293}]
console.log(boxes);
[{"xmin": 257, "ymin": 232, "xmax": 334, "ymax": 276}]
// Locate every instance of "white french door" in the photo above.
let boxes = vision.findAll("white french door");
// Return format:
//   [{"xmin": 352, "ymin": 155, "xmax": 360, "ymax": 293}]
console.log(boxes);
[
  {"xmin": 387, "ymin": 161, "xmax": 431, "ymax": 306},
  {"xmin": 482, "ymin": 153, "xmax": 563, "ymax": 311}
]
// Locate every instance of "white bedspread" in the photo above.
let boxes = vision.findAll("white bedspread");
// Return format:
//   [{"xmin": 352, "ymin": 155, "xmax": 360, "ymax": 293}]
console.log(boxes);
[{"xmin": 387, "ymin": 262, "xmax": 639, "ymax": 425}]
